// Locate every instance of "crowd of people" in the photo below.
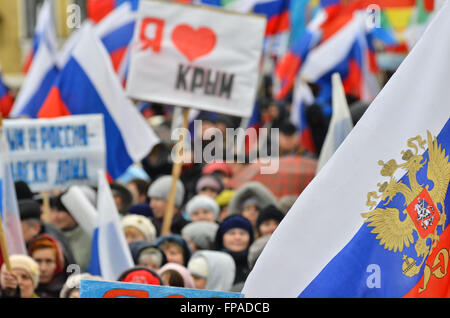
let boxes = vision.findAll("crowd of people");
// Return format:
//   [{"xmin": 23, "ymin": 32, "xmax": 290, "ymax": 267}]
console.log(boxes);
[
  {"xmin": 0, "ymin": 163, "xmax": 294, "ymax": 298},
  {"xmin": 0, "ymin": 74, "xmax": 373, "ymax": 299}
]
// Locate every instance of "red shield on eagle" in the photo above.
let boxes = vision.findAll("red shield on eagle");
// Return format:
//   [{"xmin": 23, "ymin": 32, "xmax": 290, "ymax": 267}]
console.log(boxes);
[{"xmin": 406, "ymin": 188, "xmax": 440, "ymax": 239}]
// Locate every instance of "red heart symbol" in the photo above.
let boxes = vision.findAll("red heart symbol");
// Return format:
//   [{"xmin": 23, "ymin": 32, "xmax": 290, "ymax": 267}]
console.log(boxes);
[{"xmin": 171, "ymin": 24, "xmax": 217, "ymax": 62}]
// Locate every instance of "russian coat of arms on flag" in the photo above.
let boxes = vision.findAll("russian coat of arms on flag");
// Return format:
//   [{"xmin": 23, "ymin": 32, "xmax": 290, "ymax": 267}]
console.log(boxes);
[
  {"xmin": 362, "ymin": 124, "xmax": 450, "ymax": 294},
  {"xmin": 242, "ymin": 1, "xmax": 450, "ymax": 297}
]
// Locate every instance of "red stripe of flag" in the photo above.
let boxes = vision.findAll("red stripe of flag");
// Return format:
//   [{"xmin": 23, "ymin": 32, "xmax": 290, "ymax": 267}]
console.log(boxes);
[
  {"xmin": 87, "ymin": 0, "xmax": 115, "ymax": 23},
  {"xmin": 37, "ymin": 87, "xmax": 72, "ymax": 118}
]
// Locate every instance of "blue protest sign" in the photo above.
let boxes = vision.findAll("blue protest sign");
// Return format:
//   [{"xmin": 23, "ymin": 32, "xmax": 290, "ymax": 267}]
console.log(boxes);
[{"xmin": 80, "ymin": 279, "xmax": 243, "ymax": 298}]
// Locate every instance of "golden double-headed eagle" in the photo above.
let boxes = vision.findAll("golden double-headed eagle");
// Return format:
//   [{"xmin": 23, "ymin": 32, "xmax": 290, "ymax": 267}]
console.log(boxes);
[{"xmin": 362, "ymin": 131, "xmax": 450, "ymax": 281}]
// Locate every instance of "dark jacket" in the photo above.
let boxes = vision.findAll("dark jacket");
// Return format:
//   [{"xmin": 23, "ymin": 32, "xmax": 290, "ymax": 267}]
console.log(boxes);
[
  {"xmin": 0, "ymin": 286, "xmax": 20, "ymax": 298},
  {"xmin": 152, "ymin": 212, "xmax": 189, "ymax": 237},
  {"xmin": 35, "ymin": 272, "xmax": 67, "ymax": 299},
  {"xmin": 226, "ymin": 249, "xmax": 250, "ymax": 286}
]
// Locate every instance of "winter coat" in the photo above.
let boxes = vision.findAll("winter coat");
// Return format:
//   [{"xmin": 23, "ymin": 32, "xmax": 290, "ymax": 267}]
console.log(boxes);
[
  {"xmin": 189, "ymin": 250, "xmax": 236, "ymax": 292},
  {"xmin": 62, "ymin": 225, "xmax": 92, "ymax": 272},
  {"xmin": 0, "ymin": 286, "xmax": 20, "ymax": 298},
  {"xmin": 35, "ymin": 272, "xmax": 67, "ymax": 299},
  {"xmin": 152, "ymin": 212, "xmax": 189, "ymax": 237}
]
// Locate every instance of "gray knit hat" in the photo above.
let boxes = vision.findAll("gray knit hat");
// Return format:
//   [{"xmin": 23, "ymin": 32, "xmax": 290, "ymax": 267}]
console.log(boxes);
[
  {"xmin": 185, "ymin": 195, "xmax": 220, "ymax": 220},
  {"xmin": 147, "ymin": 175, "xmax": 185, "ymax": 208},
  {"xmin": 181, "ymin": 221, "xmax": 219, "ymax": 250}
]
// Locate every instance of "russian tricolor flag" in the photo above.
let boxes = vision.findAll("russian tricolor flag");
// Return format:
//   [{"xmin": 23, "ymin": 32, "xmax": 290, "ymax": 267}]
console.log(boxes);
[
  {"xmin": 291, "ymin": 80, "xmax": 316, "ymax": 155},
  {"xmin": 11, "ymin": 0, "xmax": 59, "ymax": 118},
  {"xmin": 10, "ymin": 39, "xmax": 59, "ymax": 118},
  {"xmin": 274, "ymin": 30, "xmax": 316, "ymax": 100},
  {"xmin": 87, "ymin": 171, "xmax": 134, "ymax": 281},
  {"xmin": 37, "ymin": 24, "xmax": 159, "ymax": 180},
  {"xmin": 300, "ymin": 12, "xmax": 380, "ymax": 104},
  {"xmin": 87, "ymin": 0, "xmax": 139, "ymax": 23},
  {"xmin": 252, "ymin": 0, "xmax": 291, "ymax": 36},
  {"xmin": 95, "ymin": 2, "xmax": 137, "ymax": 84},
  {"xmin": 243, "ymin": 2, "xmax": 450, "ymax": 297},
  {"xmin": 0, "ymin": 72, "xmax": 14, "ymax": 118},
  {"xmin": 22, "ymin": 0, "xmax": 58, "ymax": 74}
]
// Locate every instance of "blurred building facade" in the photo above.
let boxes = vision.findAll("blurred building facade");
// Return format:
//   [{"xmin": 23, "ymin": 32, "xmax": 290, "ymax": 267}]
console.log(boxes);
[{"xmin": 0, "ymin": 0, "xmax": 86, "ymax": 87}]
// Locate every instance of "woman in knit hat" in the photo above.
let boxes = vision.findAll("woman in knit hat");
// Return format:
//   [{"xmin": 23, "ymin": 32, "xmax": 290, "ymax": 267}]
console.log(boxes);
[
  {"xmin": 187, "ymin": 250, "xmax": 236, "ymax": 292},
  {"xmin": 155, "ymin": 234, "xmax": 192, "ymax": 267},
  {"xmin": 195, "ymin": 174, "xmax": 224, "ymax": 199},
  {"xmin": 255, "ymin": 204, "xmax": 285, "ymax": 237},
  {"xmin": 214, "ymin": 215, "xmax": 254, "ymax": 292},
  {"xmin": 29, "ymin": 234, "xmax": 69, "ymax": 298},
  {"xmin": 0, "ymin": 255, "xmax": 40, "ymax": 298},
  {"xmin": 185, "ymin": 195, "xmax": 220, "ymax": 223},
  {"xmin": 147, "ymin": 175, "xmax": 187, "ymax": 235},
  {"xmin": 202, "ymin": 162, "xmax": 233, "ymax": 189},
  {"xmin": 128, "ymin": 241, "xmax": 167, "ymax": 271},
  {"xmin": 60, "ymin": 273, "xmax": 103, "ymax": 298},
  {"xmin": 181, "ymin": 221, "xmax": 219, "ymax": 252},
  {"xmin": 122, "ymin": 214, "xmax": 157, "ymax": 244},
  {"xmin": 227, "ymin": 182, "xmax": 279, "ymax": 229}
]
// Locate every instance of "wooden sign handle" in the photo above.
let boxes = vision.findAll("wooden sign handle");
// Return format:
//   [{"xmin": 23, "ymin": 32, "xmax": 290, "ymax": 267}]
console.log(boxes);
[
  {"xmin": 161, "ymin": 108, "xmax": 190, "ymax": 236},
  {"xmin": 41, "ymin": 192, "xmax": 51, "ymax": 223}
]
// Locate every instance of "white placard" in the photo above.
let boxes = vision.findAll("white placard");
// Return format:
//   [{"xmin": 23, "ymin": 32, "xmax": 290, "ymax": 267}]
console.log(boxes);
[
  {"xmin": 126, "ymin": 0, "xmax": 266, "ymax": 118},
  {"xmin": 4, "ymin": 114, "xmax": 106, "ymax": 192}
]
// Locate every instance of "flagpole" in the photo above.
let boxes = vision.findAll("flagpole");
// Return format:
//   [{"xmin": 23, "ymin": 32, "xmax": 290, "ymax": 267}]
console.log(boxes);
[
  {"xmin": 0, "ymin": 113, "xmax": 11, "ymax": 270},
  {"xmin": 0, "ymin": 214, "xmax": 11, "ymax": 271},
  {"xmin": 41, "ymin": 192, "xmax": 51, "ymax": 223},
  {"xmin": 161, "ymin": 107, "xmax": 190, "ymax": 236}
]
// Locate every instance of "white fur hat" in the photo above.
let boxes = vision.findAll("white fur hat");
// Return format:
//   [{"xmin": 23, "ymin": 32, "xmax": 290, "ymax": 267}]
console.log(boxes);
[{"xmin": 122, "ymin": 214, "xmax": 157, "ymax": 243}]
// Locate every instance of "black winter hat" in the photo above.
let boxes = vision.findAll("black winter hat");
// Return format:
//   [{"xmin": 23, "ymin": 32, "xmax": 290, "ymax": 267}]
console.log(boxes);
[
  {"xmin": 18, "ymin": 199, "xmax": 42, "ymax": 220},
  {"xmin": 15, "ymin": 181, "xmax": 33, "ymax": 200},
  {"xmin": 256, "ymin": 204, "xmax": 285, "ymax": 230}
]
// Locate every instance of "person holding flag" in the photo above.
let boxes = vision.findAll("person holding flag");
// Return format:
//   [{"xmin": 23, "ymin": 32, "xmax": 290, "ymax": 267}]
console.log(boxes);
[{"xmin": 0, "ymin": 255, "xmax": 40, "ymax": 298}]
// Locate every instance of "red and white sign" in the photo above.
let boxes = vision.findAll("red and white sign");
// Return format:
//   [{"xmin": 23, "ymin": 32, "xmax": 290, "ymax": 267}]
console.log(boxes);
[{"xmin": 126, "ymin": 0, "xmax": 266, "ymax": 118}]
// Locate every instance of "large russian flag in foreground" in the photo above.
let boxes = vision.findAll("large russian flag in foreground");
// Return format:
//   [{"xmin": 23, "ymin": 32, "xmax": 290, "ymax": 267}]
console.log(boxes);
[
  {"xmin": 38, "ymin": 24, "xmax": 159, "ymax": 179},
  {"xmin": 243, "ymin": 2, "xmax": 450, "ymax": 298}
]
